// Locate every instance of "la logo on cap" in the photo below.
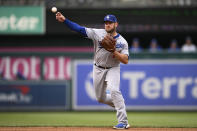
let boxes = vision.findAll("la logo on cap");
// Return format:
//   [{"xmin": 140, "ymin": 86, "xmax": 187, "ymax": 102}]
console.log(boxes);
[{"xmin": 107, "ymin": 15, "xmax": 110, "ymax": 19}]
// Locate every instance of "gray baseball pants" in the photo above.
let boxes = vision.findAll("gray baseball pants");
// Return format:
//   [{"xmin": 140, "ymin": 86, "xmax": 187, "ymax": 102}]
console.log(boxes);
[{"xmin": 93, "ymin": 65, "xmax": 128, "ymax": 124}]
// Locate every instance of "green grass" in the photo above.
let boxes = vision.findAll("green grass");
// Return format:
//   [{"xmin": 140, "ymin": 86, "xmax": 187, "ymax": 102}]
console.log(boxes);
[{"xmin": 0, "ymin": 112, "xmax": 197, "ymax": 128}]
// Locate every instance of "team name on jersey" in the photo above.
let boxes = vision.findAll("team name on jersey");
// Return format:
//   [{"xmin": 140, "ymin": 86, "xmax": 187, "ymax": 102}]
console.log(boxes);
[
  {"xmin": 98, "ymin": 41, "xmax": 124, "ymax": 49},
  {"xmin": 116, "ymin": 43, "xmax": 124, "ymax": 48}
]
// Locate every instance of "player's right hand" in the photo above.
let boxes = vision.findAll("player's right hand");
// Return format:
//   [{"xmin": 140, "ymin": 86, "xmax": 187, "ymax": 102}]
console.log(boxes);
[{"xmin": 56, "ymin": 12, "xmax": 66, "ymax": 22}]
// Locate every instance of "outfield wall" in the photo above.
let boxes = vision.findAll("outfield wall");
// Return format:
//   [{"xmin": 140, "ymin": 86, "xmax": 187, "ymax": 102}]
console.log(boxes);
[
  {"xmin": 73, "ymin": 60, "xmax": 197, "ymax": 110},
  {"xmin": 0, "ymin": 52, "xmax": 197, "ymax": 111},
  {"xmin": 0, "ymin": 81, "xmax": 70, "ymax": 111}
]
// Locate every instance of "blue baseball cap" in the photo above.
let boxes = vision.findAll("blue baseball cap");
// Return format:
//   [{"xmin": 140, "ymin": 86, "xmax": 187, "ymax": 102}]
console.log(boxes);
[
  {"xmin": 151, "ymin": 38, "xmax": 157, "ymax": 44},
  {"xmin": 133, "ymin": 38, "xmax": 139, "ymax": 43},
  {"xmin": 104, "ymin": 14, "xmax": 117, "ymax": 23},
  {"xmin": 171, "ymin": 39, "xmax": 177, "ymax": 43}
]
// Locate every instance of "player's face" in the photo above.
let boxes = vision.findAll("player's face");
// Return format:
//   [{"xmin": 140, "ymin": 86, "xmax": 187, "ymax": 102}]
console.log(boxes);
[{"xmin": 104, "ymin": 21, "xmax": 118, "ymax": 33}]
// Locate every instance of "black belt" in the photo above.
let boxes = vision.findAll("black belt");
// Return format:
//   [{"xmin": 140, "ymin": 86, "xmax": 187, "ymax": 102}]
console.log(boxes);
[{"xmin": 94, "ymin": 63, "xmax": 112, "ymax": 69}]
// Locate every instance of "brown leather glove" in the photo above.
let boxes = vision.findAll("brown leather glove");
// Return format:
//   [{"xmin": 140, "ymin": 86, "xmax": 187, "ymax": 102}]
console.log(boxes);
[{"xmin": 101, "ymin": 34, "xmax": 116, "ymax": 52}]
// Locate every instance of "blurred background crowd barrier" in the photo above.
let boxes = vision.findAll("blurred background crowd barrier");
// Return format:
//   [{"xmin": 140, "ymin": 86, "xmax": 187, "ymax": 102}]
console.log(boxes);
[{"xmin": 0, "ymin": 0, "xmax": 197, "ymax": 111}]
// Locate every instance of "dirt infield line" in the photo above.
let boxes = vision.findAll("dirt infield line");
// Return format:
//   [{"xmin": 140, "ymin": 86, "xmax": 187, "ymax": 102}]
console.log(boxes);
[{"xmin": 0, "ymin": 127, "xmax": 197, "ymax": 131}]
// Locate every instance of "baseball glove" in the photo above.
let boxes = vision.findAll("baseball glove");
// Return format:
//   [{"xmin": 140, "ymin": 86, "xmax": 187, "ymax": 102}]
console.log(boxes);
[{"xmin": 101, "ymin": 34, "xmax": 116, "ymax": 52}]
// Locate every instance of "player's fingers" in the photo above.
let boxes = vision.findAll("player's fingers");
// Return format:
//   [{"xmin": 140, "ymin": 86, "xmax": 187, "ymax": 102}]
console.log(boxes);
[
  {"xmin": 56, "ymin": 15, "xmax": 59, "ymax": 19},
  {"xmin": 56, "ymin": 12, "xmax": 61, "ymax": 16}
]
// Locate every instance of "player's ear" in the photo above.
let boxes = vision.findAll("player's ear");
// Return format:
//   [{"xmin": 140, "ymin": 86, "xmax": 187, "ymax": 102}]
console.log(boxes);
[{"xmin": 115, "ymin": 22, "xmax": 118, "ymax": 27}]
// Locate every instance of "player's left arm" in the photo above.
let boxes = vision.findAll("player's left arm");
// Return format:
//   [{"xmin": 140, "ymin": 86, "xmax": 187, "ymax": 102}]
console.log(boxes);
[
  {"xmin": 113, "ymin": 40, "xmax": 129, "ymax": 64},
  {"xmin": 113, "ymin": 51, "xmax": 128, "ymax": 64}
]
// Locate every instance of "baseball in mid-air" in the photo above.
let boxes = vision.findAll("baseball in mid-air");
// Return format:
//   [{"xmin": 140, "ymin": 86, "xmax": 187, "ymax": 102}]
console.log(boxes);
[{"xmin": 51, "ymin": 7, "xmax": 57, "ymax": 13}]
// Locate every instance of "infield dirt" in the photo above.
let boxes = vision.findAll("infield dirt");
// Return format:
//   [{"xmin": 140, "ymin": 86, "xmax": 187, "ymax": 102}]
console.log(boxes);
[{"xmin": 0, "ymin": 127, "xmax": 197, "ymax": 131}]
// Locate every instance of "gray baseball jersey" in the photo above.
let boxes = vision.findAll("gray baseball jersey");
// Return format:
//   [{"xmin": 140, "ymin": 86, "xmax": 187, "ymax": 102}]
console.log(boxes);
[
  {"xmin": 85, "ymin": 28, "xmax": 129, "ymax": 67},
  {"xmin": 85, "ymin": 27, "xmax": 129, "ymax": 125}
]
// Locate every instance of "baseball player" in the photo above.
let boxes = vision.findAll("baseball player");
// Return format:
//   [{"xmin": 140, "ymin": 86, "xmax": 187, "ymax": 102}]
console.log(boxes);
[{"xmin": 56, "ymin": 12, "xmax": 130, "ymax": 129}]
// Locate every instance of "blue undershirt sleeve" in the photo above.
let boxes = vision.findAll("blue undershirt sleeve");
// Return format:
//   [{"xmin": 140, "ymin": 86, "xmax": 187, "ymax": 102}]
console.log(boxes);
[{"xmin": 64, "ymin": 19, "xmax": 87, "ymax": 37}]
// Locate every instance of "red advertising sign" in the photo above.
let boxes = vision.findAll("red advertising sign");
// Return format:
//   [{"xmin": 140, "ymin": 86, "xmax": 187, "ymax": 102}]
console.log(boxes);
[
  {"xmin": 44, "ymin": 57, "xmax": 70, "ymax": 80},
  {"xmin": 0, "ymin": 57, "xmax": 71, "ymax": 80}
]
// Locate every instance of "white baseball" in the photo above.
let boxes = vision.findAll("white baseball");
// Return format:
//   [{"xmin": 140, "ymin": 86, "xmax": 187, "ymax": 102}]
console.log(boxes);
[{"xmin": 51, "ymin": 7, "xmax": 57, "ymax": 13}]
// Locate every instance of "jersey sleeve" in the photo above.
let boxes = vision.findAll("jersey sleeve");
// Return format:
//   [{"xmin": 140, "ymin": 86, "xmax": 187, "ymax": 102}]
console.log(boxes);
[
  {"xmin": 85, "ymin": 28, "xmax": 97, "ymax": 40},
  {"xmin": 64, "ymin": 19, "xmax": 87, "ymax": 37},
  {"xmin": 121, "ymin": 41, "xmax": 129, "ymax": 56}
]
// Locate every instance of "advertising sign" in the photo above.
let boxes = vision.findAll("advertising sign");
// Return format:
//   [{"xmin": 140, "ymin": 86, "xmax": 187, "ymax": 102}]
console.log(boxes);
[
  {"xmin": 0, "ymin": 57, "xmax": 71, "ymax": 80},
  {"xmin": 0, "ymin": 6, "xmax": 45, "ymax": 34},
  {"xmin": 73, "ymin": 60, "xmax": 197, "ymax": 110},
  {"xmin": 0, "ymin": 81, "xmax": 69, "ymax": 110}
]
